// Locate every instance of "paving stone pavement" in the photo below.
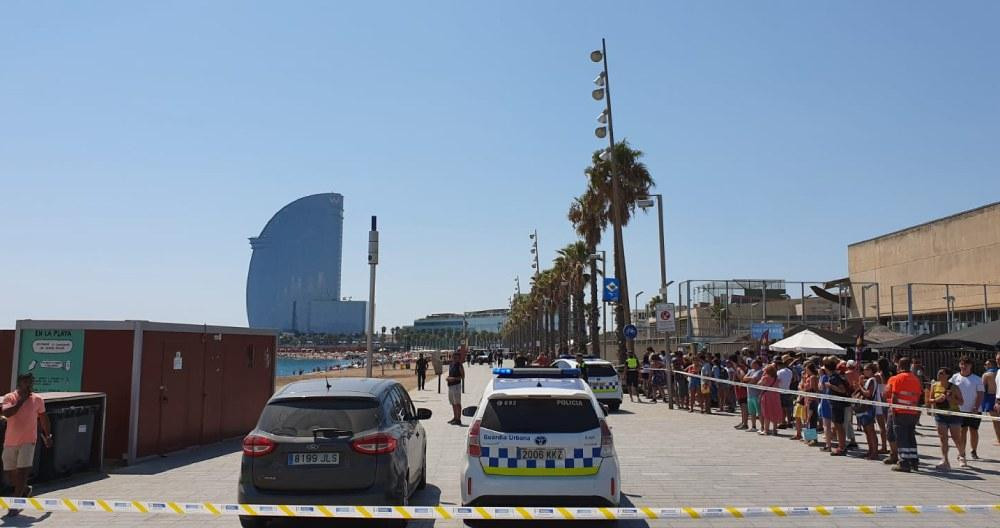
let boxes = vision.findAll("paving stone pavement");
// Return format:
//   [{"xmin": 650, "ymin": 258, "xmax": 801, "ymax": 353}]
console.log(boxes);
[{"xmin": 19, "ymin": 362, "xmax": 1000, "ymax": 527}]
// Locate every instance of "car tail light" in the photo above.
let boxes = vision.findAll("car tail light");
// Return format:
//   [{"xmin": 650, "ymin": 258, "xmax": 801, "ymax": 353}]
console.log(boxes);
[
  {"xmin": 468, "ymin": 420, "xmax": 482, "ymax": 457},
  {"xmin": 351, "ymin": 433, "xmax": 398, "ymax": 455},
  {"xmin": 242, "ymin": 435, "xmax": 276, "ymax": 457},
  {"xmin": 600, "ymin": 419, "xmax": 615, "ymax": 458}
]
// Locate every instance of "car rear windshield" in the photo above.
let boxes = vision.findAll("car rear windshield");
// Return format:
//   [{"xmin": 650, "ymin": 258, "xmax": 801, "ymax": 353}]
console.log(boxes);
[
  {"xmin": 481, "ymin": 398, "xmax": 599, "ymax": 433},
  {"xmin": 258, "ymin": 398, "xmax": 379, "ymax": 437},
  {"xmin": 587, "ymin": 365, "xmax": 618, "ymax": 378}
]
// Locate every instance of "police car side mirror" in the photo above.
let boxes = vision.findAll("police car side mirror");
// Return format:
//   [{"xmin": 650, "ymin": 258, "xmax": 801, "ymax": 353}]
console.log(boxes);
[
  {"xmin": 416, "ymin": 408, "xmax": 432, "ymax": 420},
  {"xmin": 462, "ymin": 406, "xmax": 478, "ymax": 417},
  {"xmin": 601, "ymin": 404, "xmax": 610, "ymax": 416}
]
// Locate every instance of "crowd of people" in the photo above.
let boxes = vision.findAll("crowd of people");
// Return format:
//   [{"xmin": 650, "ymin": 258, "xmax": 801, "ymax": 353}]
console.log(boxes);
[{"xmin": 626, "ymin": 347, "xmax": 999, "ymax": 473}]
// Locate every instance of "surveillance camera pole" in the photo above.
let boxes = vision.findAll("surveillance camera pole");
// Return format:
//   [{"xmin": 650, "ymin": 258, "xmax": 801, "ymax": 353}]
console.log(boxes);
[{"xmin": 365, "ymin": 216, "xmax": 378, "ymax": 378}]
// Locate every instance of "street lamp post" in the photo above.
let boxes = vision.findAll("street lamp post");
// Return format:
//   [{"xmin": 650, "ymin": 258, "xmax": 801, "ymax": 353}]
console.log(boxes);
[
  {"xmin": 638, "ymin": 195, "xmax": 668, "ymax": 291},
  {"xmin": 591, "ymin": 39, "xmax": 631, "ymax": 361},
  {"xmin": 639, "ymin": 194, "xmax": 676, "ymax": 407}
]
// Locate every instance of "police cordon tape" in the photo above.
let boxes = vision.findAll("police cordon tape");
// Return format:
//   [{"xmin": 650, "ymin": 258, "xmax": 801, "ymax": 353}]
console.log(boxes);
[
  {"xmin": 6, "ymin": 497, "xmax": 1000, "ymax": 519},
  {"xmin": 622, "ymin": 366, "xmax": 1000, "ymax": 422}
]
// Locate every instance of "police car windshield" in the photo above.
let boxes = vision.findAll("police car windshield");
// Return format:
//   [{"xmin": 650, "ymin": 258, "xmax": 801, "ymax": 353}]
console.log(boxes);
[{"xmin": 482, "ymin": 398, "xmax": 599, "ymax": 433}]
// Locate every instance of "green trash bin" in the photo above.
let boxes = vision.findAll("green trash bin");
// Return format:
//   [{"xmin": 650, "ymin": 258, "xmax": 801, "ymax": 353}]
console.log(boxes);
[{"xmin": 37, "ymin": 404, "xmax": 99, "ymax": 479}]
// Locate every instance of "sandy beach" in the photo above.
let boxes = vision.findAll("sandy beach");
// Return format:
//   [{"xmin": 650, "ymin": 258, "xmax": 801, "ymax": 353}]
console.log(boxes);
[{"xmin": 275, "ymin": 365, "xmax": 426, "ymax": 392}]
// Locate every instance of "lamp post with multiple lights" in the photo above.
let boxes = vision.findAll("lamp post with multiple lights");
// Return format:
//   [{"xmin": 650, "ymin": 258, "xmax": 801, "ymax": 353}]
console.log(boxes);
[{"xmin": 591, "ymin": 39, "xmax": 631, "ymax": 360}]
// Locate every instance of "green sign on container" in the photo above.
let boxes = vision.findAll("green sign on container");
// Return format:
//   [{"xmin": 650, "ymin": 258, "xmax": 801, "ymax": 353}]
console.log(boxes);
[{"xmin": 18, "ymin": 329, "xmax": 85, "ymax": 392}]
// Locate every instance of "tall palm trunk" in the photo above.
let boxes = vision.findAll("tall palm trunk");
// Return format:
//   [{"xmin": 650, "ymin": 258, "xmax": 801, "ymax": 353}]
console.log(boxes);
[
  {"xmin": 613, "ymin": 225, "xmax": 631, "ymax": 365},
  {"xmin": 588, "ymin": 256, "xmax": 601, "ymax": 358},
  {"xmin": 559, "ymin": 297, "xmax": 569, "ymax": 352},
  {"xmin": 551, "ymin": 305, "xmax": 557, "ymax": 354},
  {"xmin": 573, "ymin": 288, "xmax": 586, "ymax": 355}
]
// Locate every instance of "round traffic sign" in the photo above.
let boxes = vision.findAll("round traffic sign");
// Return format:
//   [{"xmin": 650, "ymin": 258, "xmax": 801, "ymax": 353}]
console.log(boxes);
[
  {"xmin": 623, "ymin": 324, "xmax": 638, "ymax": 340},
  {"xmin": 659, "ymin": 310, "xmax": 672, "ymax": 321}
]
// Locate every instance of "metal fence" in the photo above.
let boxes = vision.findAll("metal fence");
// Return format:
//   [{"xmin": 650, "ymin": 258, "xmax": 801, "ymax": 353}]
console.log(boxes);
[
  {"xmin": 674, "ymin": 279, "xmax": 876, "ymax": 341},
  {"xmin": 888, "ymin": 283, "xmax": 1000, "ymax": 335}
]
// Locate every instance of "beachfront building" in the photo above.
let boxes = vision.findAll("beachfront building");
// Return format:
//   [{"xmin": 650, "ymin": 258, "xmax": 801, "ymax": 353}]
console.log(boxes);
[
  {"xmin": 847, "ymin": 201, "xmax": 1000, "ymax": 334},
  {"xmin": 412, "ymin": 309, "xmax": 509, "ymax": 333},
  {"xmin": 246, "ymin": 192, "xmax": 366, "ymax": 334}
]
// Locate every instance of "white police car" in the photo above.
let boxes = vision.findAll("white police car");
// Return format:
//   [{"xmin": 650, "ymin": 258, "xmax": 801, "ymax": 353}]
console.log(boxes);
[
  {"xmin": 461, "ymin": 368, "xmax": 621, "ymax": 508},
  {"xmin": 553, "ymin": 358, "xmax": 623, "ymax": 412}
]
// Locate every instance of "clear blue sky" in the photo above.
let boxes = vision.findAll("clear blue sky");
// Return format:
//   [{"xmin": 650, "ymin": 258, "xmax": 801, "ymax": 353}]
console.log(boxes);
[{"xmin": 2, "ymin": 1, "xmax": 998, "ymax": 330}]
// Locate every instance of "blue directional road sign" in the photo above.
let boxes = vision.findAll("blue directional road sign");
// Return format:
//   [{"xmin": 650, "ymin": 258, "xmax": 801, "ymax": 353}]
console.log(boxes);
[
  {"xmin": 602, "ymin": 278, "xmax": 620, "ymax": 302},
  {"xmin": 623, "ymin": 324, "xmax": 638, "ymax": 340}
]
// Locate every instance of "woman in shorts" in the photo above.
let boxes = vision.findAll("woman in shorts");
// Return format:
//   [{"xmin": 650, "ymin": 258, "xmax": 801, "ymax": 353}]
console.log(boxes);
[
  {"xmin": 874, "ymin": 358, "xmax": 891, "ymax": 454},
  {"xmin": 640, "ymin": 352, "xmax": 651, "ymax": 398},
  {"xmin": 743, "ymin": 359, "xmax": 763, "ymax": 431},
  {"xmin": 928, "ymin": 367, "xmax": 967, "ymax": 470},
  {"xmin": 650, "ymin": 354, "xmax": 668, "ymax": 402},
  {"xmin": 857, "ymin": 363, "xmax": 880, "ymax": 459},
  {"xmin": 687, "ymin": 358, "xmax": 703, "ymax": 413}
]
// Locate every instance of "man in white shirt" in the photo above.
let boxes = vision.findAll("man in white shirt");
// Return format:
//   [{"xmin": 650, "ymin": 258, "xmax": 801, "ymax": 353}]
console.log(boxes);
[
  {"xmin": 776, "ymin": 357, "xmax": 794, "ymax": 427},
  {"xmin": 950, "ymin": 357, "xmax": 985, "ymax": 461}
]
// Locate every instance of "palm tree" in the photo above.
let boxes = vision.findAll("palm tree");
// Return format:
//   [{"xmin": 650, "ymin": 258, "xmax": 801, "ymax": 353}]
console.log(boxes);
[
  {"xmin": 585, "ymin": 140, "xmax": 654, "ymax": 361},
  {"xmin": 557, "ymin": 241, "xmax": 591, "ymax": 354},
  {"xmin": 569, "ymin": 189, "xmax": 607, "ymax": 357},
  {"xmin": 646, "ymin": 295, "xmax": 663, "ymax": 312}
]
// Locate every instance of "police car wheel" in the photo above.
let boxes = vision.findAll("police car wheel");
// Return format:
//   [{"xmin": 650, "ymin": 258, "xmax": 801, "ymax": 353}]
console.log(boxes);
[{"xmin": 609, "ymin": 402, "xmax": 621, "ymax": 412}]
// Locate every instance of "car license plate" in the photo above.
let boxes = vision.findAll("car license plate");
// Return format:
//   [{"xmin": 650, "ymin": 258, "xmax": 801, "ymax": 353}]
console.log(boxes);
[
  {"xmin": 287, "ymin": 452, "xmax": 340, "ymax": 466},
  {"xmin": 518, "ymin": 448, "xmax": 564, "ymax": 460}
]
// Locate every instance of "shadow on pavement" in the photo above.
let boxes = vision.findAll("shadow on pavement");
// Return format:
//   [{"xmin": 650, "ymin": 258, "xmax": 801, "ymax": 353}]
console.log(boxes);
[
  {"xmin": 0, "ymin": 512, "xmax": 52, "ymax": 526},
  {"xmin": 32, "ymin": 471, "xmax": 109, "ymax": 495},
  {"xmin": 113, "ymin": 438, "xmax": 242, "ymax": 476}
]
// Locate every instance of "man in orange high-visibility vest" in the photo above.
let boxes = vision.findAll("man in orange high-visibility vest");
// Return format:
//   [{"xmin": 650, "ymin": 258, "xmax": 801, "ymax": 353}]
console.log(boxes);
[{"xmin": 885, "ymin": 357, "xmax": 922, "ymax": 472}]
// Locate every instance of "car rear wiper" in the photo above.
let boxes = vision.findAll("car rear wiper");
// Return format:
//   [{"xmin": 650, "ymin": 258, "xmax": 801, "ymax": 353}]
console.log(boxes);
[{"xmin": 313, "ymin": 428, "xmax": 352, "ymax": 440}]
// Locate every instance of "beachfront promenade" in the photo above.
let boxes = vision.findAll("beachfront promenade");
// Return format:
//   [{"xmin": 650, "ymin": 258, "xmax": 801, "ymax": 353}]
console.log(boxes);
[{"xmin": 22, "ymin": 363, "xmax": 1000, "ymax": 527}]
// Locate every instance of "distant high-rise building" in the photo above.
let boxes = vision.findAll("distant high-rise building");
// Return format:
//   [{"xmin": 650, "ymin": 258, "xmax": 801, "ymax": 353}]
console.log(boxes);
[{"xmin": 246, "ymin": 193, "xmax": 366, "ymax": 334}]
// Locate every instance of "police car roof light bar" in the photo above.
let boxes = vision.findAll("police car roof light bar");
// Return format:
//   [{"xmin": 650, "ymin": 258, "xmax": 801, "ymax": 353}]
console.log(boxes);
[{"xmin": 492, "ymin": 368, "xmax": 581, "ymax": 379}]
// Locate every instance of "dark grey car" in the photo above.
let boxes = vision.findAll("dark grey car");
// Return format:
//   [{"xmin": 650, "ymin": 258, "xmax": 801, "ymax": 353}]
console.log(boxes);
[{"xmin": 238, "ymin": 378, "xmax": 431, "ymax": 527}]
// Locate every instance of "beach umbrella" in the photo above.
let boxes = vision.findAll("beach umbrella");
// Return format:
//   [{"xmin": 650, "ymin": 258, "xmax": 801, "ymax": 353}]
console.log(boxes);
[{"xmin": 769, "ymin": 329, "xmax": 847, "ymax": 355}]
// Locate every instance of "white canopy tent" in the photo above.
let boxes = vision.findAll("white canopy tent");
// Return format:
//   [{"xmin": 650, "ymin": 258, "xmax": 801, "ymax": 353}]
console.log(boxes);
[{"xmin": 769, "ymin": 329, "xmax": 847, "ymax": 356}]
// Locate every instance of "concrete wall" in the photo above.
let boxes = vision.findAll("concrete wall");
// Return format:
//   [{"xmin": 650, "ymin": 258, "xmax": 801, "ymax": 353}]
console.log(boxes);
[{"xmin": 849, "ymin": 203, "xmax": 1000, "ymax": 316}]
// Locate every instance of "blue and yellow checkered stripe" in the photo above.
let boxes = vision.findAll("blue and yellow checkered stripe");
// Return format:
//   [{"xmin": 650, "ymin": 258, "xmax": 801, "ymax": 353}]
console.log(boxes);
[
  {"xmin": 589, "ymin": 379, "xmax": 620, "ymax": 393},
  {"xmin": 479, "ymin": 447, "xmax": 603, "ymax": 476}
]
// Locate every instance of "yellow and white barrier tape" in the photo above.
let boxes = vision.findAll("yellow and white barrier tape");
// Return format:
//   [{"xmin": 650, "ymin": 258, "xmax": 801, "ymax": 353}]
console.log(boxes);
[
  {"xmin": 630, "ymin": 366, "xmax": 1000, "ymax": 422},
  {"xmin": 5, "ymin": 498, "xmax": 1000, "ymax": 519}
]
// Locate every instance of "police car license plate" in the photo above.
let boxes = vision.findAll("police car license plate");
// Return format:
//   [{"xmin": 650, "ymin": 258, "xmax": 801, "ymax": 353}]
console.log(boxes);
[
  {"xmin": 518, "ymin": 448, "xmax": 564, "ymax": 460},
  {"xmin": 288, "ymin": 452, "xmax": 340, "ymax": 466}
]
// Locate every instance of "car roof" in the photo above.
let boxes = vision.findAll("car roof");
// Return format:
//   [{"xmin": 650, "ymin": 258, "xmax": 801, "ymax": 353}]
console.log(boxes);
[
  {"xmin": 554, "ymin": 358, "xmax": 613, "ymax": 366},
  {"xmin": 484, "ymin": 376, "xmax": 592, "ymax": 398},
  {"xmin": 270, "ymin": 377, "xmax": 396, "ymax": 401}
]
